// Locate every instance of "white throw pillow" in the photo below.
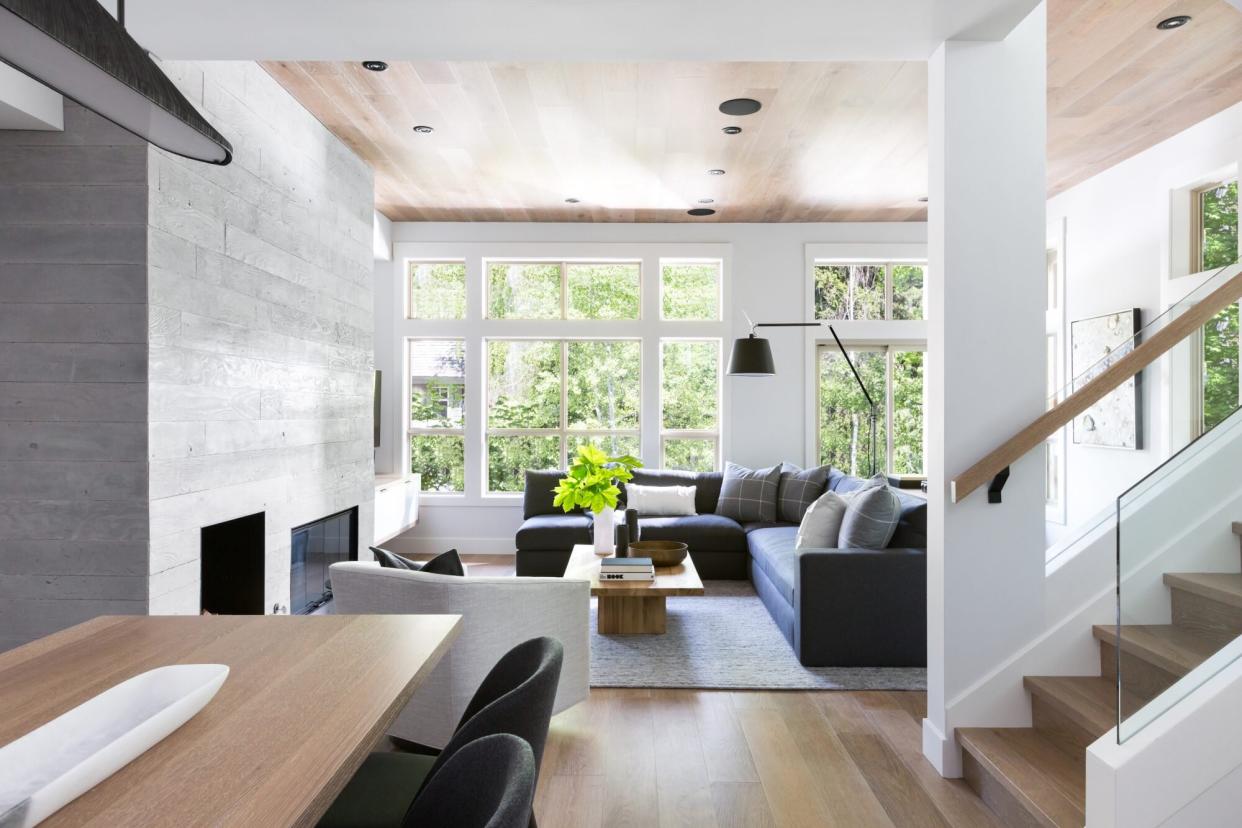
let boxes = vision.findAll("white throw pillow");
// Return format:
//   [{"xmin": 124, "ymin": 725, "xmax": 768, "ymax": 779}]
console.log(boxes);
[
  {"xmin": 795, "ymin": 490, "xmax": 849, "ymax": 549},
  {"xmin": 626, "ymin": 484, "xmax": 697, "ymax": 516}
]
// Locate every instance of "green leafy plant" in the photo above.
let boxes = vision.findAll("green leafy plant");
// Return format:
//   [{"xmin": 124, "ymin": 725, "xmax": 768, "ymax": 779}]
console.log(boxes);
[{"xmin": 553, "ymin": 444, "xmax": 642, "ymax": 513}]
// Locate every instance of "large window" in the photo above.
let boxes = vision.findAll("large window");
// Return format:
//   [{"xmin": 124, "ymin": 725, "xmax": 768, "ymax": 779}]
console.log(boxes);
[
  {"xmin": 487, "ymin": 261, "xmax": 641, "ymax": 320},
  {"xmin": 1195, "ymin": 179, "xmax": 1240, "ymax": 433},
  {"xmin": 408, "ymin": 262, "xmax": 466, "ymax": 320},
  {"xmin": 813, "ymin": 262, "xmax": 926, "ymax": 321},
  {"xmin": 661, "ymin": 261, "xmax": 721, "ymax": 320},
  {"xmin": 660, "ymin": 339, "xmax": 721, "ymax": 471},
  {"xmin": 402, "ymin": 252, "xmax": 726, "ymax": 498},
  {"xmin": 816, "ymin": 344, "xmax": 924, "ymax": 477},
  {"xmin": 485, "ymin": 339, "xmax": 642, "ymax": 492},
  {"xmin": 408, "ymin": 339, "xmax": 466, "ymax": 491}
]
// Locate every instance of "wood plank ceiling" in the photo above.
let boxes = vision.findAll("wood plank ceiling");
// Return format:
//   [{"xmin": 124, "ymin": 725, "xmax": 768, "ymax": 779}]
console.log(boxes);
[{"xmin": 262, "ymin": 1, "xmax": 1242, "ymax": 222}]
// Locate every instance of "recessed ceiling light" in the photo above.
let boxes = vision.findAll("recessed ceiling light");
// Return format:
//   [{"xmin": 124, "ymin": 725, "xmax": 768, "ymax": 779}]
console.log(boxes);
[
  {"xmin": 565, "ymin": 197, "xmax": 580, "ymax": 203},
  {"xmin": 362, "ymin": 61, "xmax": 388, "ymax": 72},
  {"xmin": 688, "ymin": 208, "xmax": 716, "ymax": 217},
  {"xmin": 698, "ymin": 198, "xmax": 715, "ymax": 204},
  {"xmin": 707, "ymin": 169, "xmax": 726, "ymax": 176},
  {"xmin": 719, "ymin": 98, "xmax": 762, "ymax": 116},
  {"xmin": 722, "ymin": 126, "xmax": 742, "ymax": 135},
  {"xmin": 412, "ymin": 125, "xmax": 434, "ymax": 134},
  {"xmin": 1156, "ymin": 14, "xmax": 1191, "ymax": 29}
]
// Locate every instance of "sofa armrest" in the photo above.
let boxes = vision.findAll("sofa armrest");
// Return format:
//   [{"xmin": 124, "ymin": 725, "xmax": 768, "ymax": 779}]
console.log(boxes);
[{"xmin": 795, "ymin": 547, "xmax": 926, "ymax": 667}]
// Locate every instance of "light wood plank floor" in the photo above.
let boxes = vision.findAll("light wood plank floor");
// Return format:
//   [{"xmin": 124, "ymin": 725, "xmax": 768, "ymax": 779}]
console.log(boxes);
[
  {"xmin": 534, "ymin": 690, "xmax": 1001, "ymax": 828},
  {"xmin": 407, "ymin": 558, "xmax": 989, "ymax": 826}
]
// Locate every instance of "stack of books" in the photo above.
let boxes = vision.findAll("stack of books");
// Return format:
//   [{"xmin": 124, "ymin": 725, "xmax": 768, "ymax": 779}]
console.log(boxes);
[{"xmin": 600, "ymin": 557, "xmax": 654, "ymax": 581}]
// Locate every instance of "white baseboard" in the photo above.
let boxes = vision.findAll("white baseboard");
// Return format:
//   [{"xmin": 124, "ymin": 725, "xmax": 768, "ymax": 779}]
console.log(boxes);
[{"xmin": 923, "ymin": 717, "xmax": 963, "ymax": 778}]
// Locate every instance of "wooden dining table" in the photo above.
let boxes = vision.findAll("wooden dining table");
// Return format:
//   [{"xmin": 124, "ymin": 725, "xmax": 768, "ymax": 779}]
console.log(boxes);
[{"xmin": 0, "ymin": 613, "xmax": 461, "ymax": 827}]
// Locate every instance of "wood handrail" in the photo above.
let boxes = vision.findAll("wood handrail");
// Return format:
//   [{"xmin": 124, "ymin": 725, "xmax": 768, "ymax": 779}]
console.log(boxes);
[{"xmin": 951, "ymin": 269, "xmax": 1242, "ymax": 503}]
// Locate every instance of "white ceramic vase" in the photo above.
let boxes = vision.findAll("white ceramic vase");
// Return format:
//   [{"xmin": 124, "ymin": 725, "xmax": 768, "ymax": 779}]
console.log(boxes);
[{"xmin": 593, "ymin": 505, "xmax": 615, "ymax": 556}]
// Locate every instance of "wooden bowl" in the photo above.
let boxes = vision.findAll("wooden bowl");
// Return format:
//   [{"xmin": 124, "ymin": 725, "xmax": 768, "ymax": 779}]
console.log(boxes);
[{"xmin": 627, "ymin": 540, "xmax": 688, "ymax": 567}]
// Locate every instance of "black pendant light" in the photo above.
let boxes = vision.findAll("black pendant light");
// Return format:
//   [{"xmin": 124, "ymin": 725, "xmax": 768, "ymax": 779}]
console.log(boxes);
[{"xmin": 0, "ymin": 0, "xmax": 233, "ymax": 165}]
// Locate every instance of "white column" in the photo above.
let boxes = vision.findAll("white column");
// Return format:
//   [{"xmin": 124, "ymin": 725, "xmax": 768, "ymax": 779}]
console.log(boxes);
[{"xmin": 923, "ymin": 2, "xmax": 1048, "ymax": 776}]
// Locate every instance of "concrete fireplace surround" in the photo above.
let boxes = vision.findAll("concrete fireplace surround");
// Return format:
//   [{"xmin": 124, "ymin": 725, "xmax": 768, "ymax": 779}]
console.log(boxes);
[{"xmin": 0, "ymin": 61, "xmax": 376, "ymax": 651}]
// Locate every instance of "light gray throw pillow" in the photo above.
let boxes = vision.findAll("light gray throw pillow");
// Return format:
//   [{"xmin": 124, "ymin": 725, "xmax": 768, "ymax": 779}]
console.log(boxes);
[
  {"xmin": 795, "ymin": 490, "xmax": 848, "ymax": 549},
  {"xmin": 838, "ymin": 484, "xmax": 902, "ymax": 549},
  {"xmin": 715, "ymin": 462, "xmax": 781, "ymax": 522}
]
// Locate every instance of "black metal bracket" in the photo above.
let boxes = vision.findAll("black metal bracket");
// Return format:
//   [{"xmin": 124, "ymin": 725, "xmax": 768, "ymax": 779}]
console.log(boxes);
[{"xmin": 988, "ymin": 467, "xmax": 1010, "ymax": 504}]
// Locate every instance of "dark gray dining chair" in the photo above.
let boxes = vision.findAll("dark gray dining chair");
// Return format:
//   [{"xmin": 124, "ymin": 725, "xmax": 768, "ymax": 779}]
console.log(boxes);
[
  {"xmin": 317, "ymin": 637, "xmax": 563, "ymax": 828},
  {"xmin": 403, "ymin": 733, "xmax": 536, "ymax": 828}
]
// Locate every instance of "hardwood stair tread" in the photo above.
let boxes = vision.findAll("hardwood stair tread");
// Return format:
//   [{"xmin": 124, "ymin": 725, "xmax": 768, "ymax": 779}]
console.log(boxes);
[
  {"xmin": 958, "ymin": 727, "xmax": 1085, "ymax": 828},
  {"xmin": 1091, "ymin": 623, "xmax": 1225, "ymax": 677},
  {"xmin": 1231, "ymin": 521, "xmax": 1242, "ymax": 537},
  {"xmin": 1024, "ymin": 675, "xmax": 1117, "ymax": 739},
  {"xmin": 1163, "ymin": 572, "xmax": 1242, "ymax": 610}
]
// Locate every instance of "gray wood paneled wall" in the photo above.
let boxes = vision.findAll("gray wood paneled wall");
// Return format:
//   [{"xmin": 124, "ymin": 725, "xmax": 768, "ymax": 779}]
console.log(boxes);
[
  {"xmin": 0, "ymin": 62, "xmax": 375, "ymax": 649},
  {"xmin": 0, "ymin": 103, "xmax": 151, "ymax": 652},
  {"xmin": 146, "ymin": 61, "xmax": 376, "ymax": 614}
]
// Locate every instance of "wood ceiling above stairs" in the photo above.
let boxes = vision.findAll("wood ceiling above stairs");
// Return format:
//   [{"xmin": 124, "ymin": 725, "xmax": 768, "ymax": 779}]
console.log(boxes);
[{"xmin": 957, "ymin": 524, "xmax": 1242, "ymax": 827}]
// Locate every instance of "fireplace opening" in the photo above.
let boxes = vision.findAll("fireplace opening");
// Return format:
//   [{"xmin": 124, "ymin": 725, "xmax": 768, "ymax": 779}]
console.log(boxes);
[
  {"xmin": 200, "ymin": 512, "xmax": 266, "ymax": 615},
  {"xmin": 291, "ymin": 507, "xmax": 358, "ymax": 615}
]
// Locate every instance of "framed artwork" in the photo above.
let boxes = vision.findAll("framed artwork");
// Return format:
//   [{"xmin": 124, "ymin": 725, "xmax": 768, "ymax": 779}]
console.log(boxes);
[{"xmin": 1071, "ymin": 309, "xmax": 1142, "ymax": 449}]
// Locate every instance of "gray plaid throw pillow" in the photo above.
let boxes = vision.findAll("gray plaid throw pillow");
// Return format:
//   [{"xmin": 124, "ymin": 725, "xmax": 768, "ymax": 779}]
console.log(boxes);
[
  {"xmin": 776, "ymin": 463, "xmax": 831, "ymax": 522},
  {"xmin": 715, "ymin": 462, "xmax": 781, "ymax": 522}
]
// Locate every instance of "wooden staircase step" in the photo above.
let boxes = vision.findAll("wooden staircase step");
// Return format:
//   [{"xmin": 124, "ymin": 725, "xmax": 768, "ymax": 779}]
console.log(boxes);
[
  {"xmin": 1164, "ymin": 572, "xmax": 1242, "ymax": 609},
  {"xmin": 1231, "ymin": 521, "xmax": 1242, "ymax": 537},
  {"xmin": 958, "ymin": 727, "xmax": 1085, "ymax": 828},
  {"xmin": 1091, "ymin": 623, "xmax": 1224, "ymax": 678},
  {"xmin": 1024, "ymin": 675, "xmax": 1116, "ymax": 741}
]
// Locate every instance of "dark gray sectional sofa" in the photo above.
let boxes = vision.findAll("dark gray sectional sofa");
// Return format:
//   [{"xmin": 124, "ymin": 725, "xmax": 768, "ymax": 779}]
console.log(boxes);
[{"xmin": 515, "ymin": 467, "xmax": 927, "ymax": 667}]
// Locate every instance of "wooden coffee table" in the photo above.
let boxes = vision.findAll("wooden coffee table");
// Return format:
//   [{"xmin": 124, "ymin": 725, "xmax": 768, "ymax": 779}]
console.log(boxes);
[{"xmin": 564, "ymin": 544, "xmax": 705, "ymax": 634}]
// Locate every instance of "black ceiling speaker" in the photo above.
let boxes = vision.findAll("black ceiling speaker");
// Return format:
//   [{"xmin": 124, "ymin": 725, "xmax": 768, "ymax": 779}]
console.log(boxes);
[
  {"xmin": 719, "ymin": 98, "xmax": 762, "ymax": 116},
  {"xmin": 0, "ymin": 0, "xmax": 233, "ymax": 165},
  {"xmin": 687, "ymin": 208, "xmax": 716, "ymax": 216},
  {"xmin": 1156, "ymin": 15, "xmax": 1191, "ymax": 29}
]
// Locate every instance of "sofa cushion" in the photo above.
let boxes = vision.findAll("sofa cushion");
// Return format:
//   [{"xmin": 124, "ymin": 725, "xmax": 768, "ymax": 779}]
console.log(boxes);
[
  {"xmin": 633, "ymin": 514, "xmax": 747, "ymax": 553},
  {"xmin": 715, "ymin": 463, "xmax": 781, "ymax": 523},
  {"xmin": 839, "ymin": 485, "xmax": 902, "ymax": 549},
  {"xmin": 891, "ymin": 492, "xmax": 927, "ymax": 548},
  {"xmin": 626, "ymin": 483, "xmax": 697, "ymax": 516},
  {"xmin": 746, "ymin": 526, "xmax": 798, "ymax": 604},
  {"xmin": 515, "ymin": 514, "xmax": 591, "ymax": 551},
  {"xmin": 370, "ymin": 546, "xmax": 420, "ymax": 570},
  {"xmin": 795, "ymin": 490, "xmax": 848, "ymax": 549},
  {"xmin": 777, "ymin": 464, "xmax": 831, "ymax": 522},
  {"xmin": 523, "ymin": 469, "xmax": 580, "ymax": 519},
  {"xmin": 420, "ymin": 548, "xmax": 464, "ymax": 576},
  {"xmin": 624, "ymin": 469, "xmax": 724, "ymax": 514}
]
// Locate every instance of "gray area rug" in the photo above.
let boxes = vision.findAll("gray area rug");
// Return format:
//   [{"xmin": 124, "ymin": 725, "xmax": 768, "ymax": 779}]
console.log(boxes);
[{"xmin": 590, "ymin": 580, "xmax": 925, "ymax": 690}]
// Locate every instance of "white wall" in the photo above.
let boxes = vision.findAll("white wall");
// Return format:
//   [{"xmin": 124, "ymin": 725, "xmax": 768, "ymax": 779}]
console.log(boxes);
[
  {"xmin": 923, "ymin": 2, "xmax": 1047, "ymax": 776},
  {"xmin": 378, "ymin": 221, "xmax": 925, "ymax": 555},
  {"xmin": 1047, "ymin": 101, "xmax": 1242, "ymax": 533}
]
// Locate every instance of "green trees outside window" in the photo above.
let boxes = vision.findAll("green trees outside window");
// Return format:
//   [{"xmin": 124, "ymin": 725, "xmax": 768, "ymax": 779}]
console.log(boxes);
[
  {"xmin": 817, "ymin": 346, "xmax": 924, "ymax": 477},
  {"xmin": 1199, "ymin": 180, "xmax": 1240, "ymax": 432},
  {"xmin": 814, "ymin": 262, "xmax": 925, "ymax": 321},
  {"xmin": 408, "ymin": 339, "xmax": 466, "ymax": 491}
]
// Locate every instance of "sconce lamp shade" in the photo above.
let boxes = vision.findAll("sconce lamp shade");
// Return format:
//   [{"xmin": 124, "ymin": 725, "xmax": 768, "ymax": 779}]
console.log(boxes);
[
  {"xmin": 727, "ymin": 335, "xmax": 776, "ymax": 376},
  {"xmin": 0, "ymin": 0, "xmax": 233, "ymax": 165}
]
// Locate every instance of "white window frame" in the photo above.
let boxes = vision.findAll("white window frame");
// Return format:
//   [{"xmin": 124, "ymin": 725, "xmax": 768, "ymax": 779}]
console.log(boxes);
[
  {"xmin": 659, "ymin": 258, "xmax": 724, "ymax": 321},
  {"xmin": 659, "ymin": 337, "xmax": 723, "ymax": 472},
  {"xmin": 813, "ymin": 342, "xmax": 926, "ymax": 478},
  {"xmin": 483, "ymin": 259, "xmax": 644, "ymax": 321},
  {"xmin": 406, "ymin": 259, "xmax": 467, "ymax": 320},
  {"xmin": 810, "ymin": 261, "xmax": 928, "ymax": 321},
  {"xmin": 483, "ymin": 337, "xmax": 644, "ymax": 494},
  {"xmin": 802, "ymin": 243, "xmax": 928, "ymax": 472},
  {"xmin": 406, "ymin": 337, "xmax": 467, "ymax": 494},
  {"xmin": 1045, "ymin": 217, "xmax": 1068, "ymax": 526},
  {"xmin": 391, "ymin": 242, "xmax": 731, "ymax": 504}
]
